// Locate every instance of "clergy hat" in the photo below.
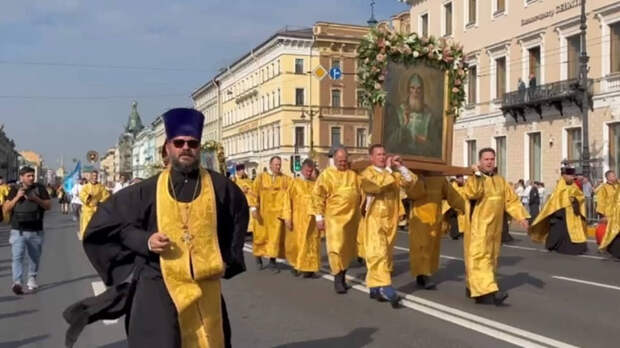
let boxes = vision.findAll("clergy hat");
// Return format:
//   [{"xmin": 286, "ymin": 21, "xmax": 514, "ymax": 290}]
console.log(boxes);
[
  {"xmin": 561, "ymin": 166, "xmax": 576, "ymax": 175},
  {"xmin": 236, "ymin": 164, "xmax": 245, "ymax": 171},
  {"xmin": 162, "ymin": 108, "xmax": 204, "ymax": 140}
]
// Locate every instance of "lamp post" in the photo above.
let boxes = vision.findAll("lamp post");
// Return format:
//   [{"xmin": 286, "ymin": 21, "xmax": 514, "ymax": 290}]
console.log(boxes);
[{"xmin": 579, "ymin": 0, "xmax": 591, "ymax": 180}]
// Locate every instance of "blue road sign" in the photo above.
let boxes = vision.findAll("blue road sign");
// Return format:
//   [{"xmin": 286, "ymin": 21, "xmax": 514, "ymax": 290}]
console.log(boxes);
[{"xmin": 329, "ymin": 67, "xmax": 342, "ymax": 80}]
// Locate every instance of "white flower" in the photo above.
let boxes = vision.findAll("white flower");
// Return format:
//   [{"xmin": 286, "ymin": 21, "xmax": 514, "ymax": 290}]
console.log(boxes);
[{"xmin": 413, "ymin": 51, "xmax": 420, "ymax": 57}]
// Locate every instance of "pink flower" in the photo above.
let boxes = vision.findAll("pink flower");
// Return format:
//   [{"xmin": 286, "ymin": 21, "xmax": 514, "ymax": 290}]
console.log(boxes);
[
  {"xmin": 402, "ymin": 45, "xmax": 412, "ymax": 55},
  {"xmin": 454, "ymin": 79, "xmax": 462, "ymax": 86},
  {"xmin": 377, "ymin": 38, "xmax": 385, "ymax": 48},
  {"xmin": 458, "ymin": 69, "xmax": 465, "ymax": 76},
  {"xmin": 452, "ymin": 87, "xmax": 459, "ymax": 93},
  {"xmin": 376, "ymin": 53, "xmax": 386, "ymax": 62}
]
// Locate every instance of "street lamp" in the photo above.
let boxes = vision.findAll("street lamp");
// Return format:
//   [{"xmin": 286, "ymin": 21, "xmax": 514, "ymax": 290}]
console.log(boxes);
[{"xmin": 578, "ymin": 0, "xmax": 592, "ymax": 180}]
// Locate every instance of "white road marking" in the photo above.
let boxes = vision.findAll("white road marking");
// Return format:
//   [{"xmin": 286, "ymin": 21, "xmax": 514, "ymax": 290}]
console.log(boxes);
[
  {"xmin": 552, "ymin": 276, "xmax": 620, "ymax": 291},
  {"xmin": 502, "ymin": 245, "xmax": 540, "ymax": 252},
  {"xmin": 393, "ymin": 245, "xmax": 464, "ymax": 261},
  {"xmin": 243, "ymin": 243, "xmax": 577, "ymax": 348},
  {"xmin": 91, "ymin": 281, "xmax": 118, "ymax": 325}
]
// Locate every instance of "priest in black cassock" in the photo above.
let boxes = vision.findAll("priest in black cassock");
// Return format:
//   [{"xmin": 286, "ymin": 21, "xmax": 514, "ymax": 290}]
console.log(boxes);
[{"xmin": 63, "ymin": 108, "xmax": 248, "ymax": 348}]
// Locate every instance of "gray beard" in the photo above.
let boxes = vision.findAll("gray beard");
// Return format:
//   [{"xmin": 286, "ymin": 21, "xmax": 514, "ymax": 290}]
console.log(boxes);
[
  {"xmin": 171, "ymin": 156, "xmax": 199, "ymax": 174},
  {"xmin": 409, "ymin": 98, "xmax": 424, "ymax": 113}
]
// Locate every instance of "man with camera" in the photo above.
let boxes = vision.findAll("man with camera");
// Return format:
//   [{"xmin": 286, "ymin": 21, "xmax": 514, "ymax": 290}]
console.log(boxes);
[{"xmin": 2, "ymin": 166, "xmax": 51, "ymax": 295}]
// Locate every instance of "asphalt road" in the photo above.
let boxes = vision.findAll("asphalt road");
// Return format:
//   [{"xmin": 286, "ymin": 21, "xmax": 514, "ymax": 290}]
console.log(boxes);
[{"xmin": 1, "ymin": 204, "xmax": 618, "ymax": 348}]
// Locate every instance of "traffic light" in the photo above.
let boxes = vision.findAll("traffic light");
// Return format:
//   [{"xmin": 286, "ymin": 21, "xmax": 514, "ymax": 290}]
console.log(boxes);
[{"xmin": 290, "ymin": 155, "xmax": 302, "ymax": 173}]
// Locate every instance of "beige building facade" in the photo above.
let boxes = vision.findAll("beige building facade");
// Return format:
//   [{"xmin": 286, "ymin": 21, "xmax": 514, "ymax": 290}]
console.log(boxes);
[
  {"xmin": 192, "ymin": 23, "xmax": 370, "ymax": 176},
  {"xmin": 404, "ymin": 0, "xmax": 620, "ymax": 188}
]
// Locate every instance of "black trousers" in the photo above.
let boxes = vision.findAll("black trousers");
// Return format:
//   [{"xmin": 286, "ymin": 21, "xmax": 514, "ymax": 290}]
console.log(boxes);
[{"xmin": 126, "ymin": 271, "xmax": 232, "ymax": 348}]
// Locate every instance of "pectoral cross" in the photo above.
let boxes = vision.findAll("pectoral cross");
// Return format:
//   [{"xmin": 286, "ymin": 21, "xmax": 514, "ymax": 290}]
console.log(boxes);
[{"xmin": 181, "ymin": 226, "xmax": 193, "ymax": 247}]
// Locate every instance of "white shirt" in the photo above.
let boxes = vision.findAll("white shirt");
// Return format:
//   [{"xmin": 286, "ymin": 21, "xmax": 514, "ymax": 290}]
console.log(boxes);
[
  {"xmin": 113, "ymin": 182, "xmax": 129, "ymax": 194},
  {"xmin": 70, "ymin": 184, "xmax": 83, "ymax": 205}
]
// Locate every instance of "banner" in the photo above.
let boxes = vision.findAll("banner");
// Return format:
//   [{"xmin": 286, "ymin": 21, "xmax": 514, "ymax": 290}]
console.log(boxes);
[{"xmin": 63, "ymin": 161, "xmax": 81, "ymax": 193}]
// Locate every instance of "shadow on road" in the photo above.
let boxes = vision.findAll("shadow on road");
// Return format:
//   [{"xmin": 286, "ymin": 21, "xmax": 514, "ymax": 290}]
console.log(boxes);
[
  {"xmin": 36, "ymin": 274, "xmax": 99, "ymax": 293},
  {"xmin": 498, "ymin": 271, "xmax": 545, "ymax": 291},
  {"xmin": 99, "ymin": 340, "xmax": 128, "ymax": 348},
  {"xmin": 0, "ymin": 334, "xmax": 50, "ymax": 348},
  {"xmin": 273, "ymin": 327, "xmax": 377, "ymax": 348},
  {"xmin": 0, "ymin": 295, "xmax": 22, "ymax": 303},
  {"xmin": 0, "ymin": 309, "xmax": 38, "ymax": 320}
]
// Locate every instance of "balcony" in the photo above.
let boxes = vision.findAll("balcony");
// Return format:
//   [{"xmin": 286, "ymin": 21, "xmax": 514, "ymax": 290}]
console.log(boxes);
[
  {"xmin": 500, "ymin": 78, "xmax": 592, "ymax": 122},
  {"xmin": 318, "ymin": 106, "xmax": 368, "ymax": 117}
]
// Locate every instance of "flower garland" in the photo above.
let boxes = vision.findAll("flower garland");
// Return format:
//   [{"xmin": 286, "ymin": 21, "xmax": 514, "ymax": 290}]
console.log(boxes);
[
  {"xmin": 201, "ymin": 140, "xmax": 226, "ymax": 174},
  {"xmin": 357, "ymin": 23, "xmax": 468, "ymax": 118}
]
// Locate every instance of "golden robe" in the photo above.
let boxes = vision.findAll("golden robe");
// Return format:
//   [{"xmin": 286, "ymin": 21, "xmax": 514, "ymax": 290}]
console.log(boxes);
[
  {"xmin": 600, "ymin": 187, "xmax": 620, "ymax": 251},
  {"xmin": 595, "ymin": 182, "xmax": 618, "ymax": 217},
  {"xmin": 157, "ymin": 169, "xmax": 225, "ymax": 348},
  {"xmin": 249, "ymin": 172, "xmax": 291, "ymax": 258},
  {"xmin": 283, "ymin": 178, "xmax": 320, "ymax": 272},
  {"xmin": 0, "ymin": 184, "xmax": 9, "ymax": 205},
  {"xmin": 452, "ymin": 182, "xmax": 470, "ymax": 234},
  {"xmin": 407, "ymin": 177, "xmax": 464, "ymax": 277},
  {"xmin": 79, "ymin": 183, "xmax": 110, "ymax": 239},
  {"xmin": 232, "ymin": 175, "xmax": 255, "ymax": 232},
  {"xmin": 530, "ymin": 179, "xmax": 587, "ymax": 244},
  {"xmin": 359, "ymin": 166, "xmax": 415, "ymax": 288},
  {"xmin": 461, "ymin": 174, "xmax": 528, "ymax": 297},
  {"xmin": 312, "ymin": 167, "xmax": 361, "ymax": 275}
]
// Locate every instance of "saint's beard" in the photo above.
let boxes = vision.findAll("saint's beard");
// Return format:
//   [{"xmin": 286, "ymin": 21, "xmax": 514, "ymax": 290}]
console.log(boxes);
[
  {"xmin": 171, "ymin": 154, "xmax": 199, "ymax": 174},
  {"xmin": 408, "ymin": 95, "xmax": 424, "ymax": 112}
]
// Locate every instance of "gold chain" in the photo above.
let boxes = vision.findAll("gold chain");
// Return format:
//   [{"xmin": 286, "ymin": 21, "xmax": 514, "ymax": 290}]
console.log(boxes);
[{"xmin": 168, "ymin": 172, "xmax": 201, "ymax": 247}]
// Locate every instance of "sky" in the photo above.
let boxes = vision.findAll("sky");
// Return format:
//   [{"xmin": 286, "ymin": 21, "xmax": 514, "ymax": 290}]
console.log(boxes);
[{"xmin": 0, "ymin": 0, "xmax": 409, "ymax": 169}]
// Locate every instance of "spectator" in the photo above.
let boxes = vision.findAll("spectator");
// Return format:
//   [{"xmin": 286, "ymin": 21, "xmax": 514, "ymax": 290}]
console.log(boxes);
[
  {"xmin": 582, "ymin": 177, "xmax": 593, "ymax": 220},
  {"xmin": 529, "ymin": 182, "xmax": 541, "ymax": 222},
  {"xmin": 518, "ymin": 78, "xmax": 526, "ymax": 102}
]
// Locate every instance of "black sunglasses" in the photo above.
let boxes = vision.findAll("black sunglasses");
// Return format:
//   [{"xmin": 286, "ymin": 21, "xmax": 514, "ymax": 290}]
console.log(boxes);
[{"xmin": 171, "ymin": 139, "xmax": 200, "ymax": 149}]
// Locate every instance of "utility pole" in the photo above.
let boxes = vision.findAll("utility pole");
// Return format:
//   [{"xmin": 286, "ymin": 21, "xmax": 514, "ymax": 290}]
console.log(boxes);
[{"xmin": 579, "ymin": 0, "xmax": 591, "ymax": 180}]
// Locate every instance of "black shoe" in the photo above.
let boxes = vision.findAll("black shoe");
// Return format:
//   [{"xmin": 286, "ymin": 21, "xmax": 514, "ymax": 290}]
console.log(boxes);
[
  {"xmin": 302, "ymin": 272, "xmax": 315, "ymax": 278},
  {"xmin": 416, "ymin": 275, "xmax": 436, "ymax": 290},
  {"xmin": 342, "ymin": 269, "xmax": 351, "ymax": 289},
  {"xmin": 11, "ymin": 283, "xmax": 24, "ymax": 296},
  {"xmin": 291, "ymin": 269, "xmax": 300, "ymax": 277},
  {"xmin": 475, "ymin": 291, "xmax": 508, "ymax": 306},
  {"xmin": 357, "ymin": 257, "xmax": 365, "ymax": 265},
  {"xmin": 390, "ymin": 295, "xmax": 402, "ymax": 309},
  {"xmin": 268, "ymin": 258, "xmax": 279, "ymax": 273},
  {"xmin": 255, "ymin": 257, "xmax": 263, "ymax": 270},
  {"xmin": 334, "ymin": 272, "xmax": 347, "ymax": 294},
  {"xmin": 465, "ymin": 288, "xmax": 471, "ymax": 298}
]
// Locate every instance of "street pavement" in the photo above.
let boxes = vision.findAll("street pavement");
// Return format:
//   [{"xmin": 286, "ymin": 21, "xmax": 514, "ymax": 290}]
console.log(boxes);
[{"xmin": 1, "ymin": 204, "xmax": 619, "ymax": 348}]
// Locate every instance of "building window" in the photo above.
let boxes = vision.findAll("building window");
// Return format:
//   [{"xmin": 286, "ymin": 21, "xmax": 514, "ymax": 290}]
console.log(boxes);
[
  {"xmin": 611, "ymin": 22, "xmax": 620, "ymax": 74},
  {"xmin": 529, "ymin": 132, "xmax": 542, "ymax": 181},
  {"xmin": 356, "ymin": 128, "xmax": 367, "ymax": 148},
  {"xmin": 529, "ymin": 46, "xmax": 541, "ymax": 84},
  {"xmin": 331, "ymin": 89, "xmax": 341, "ymax": 107},
  {"xmin": 295, "ymin": 88, "xmax": 304, "ymax": 106},
  {"xmin": 443, "ymin": 2, "xmax": 453, "ymax": 36},
  {"xmin": 496, "ymin": 0, "xmax": 505, "ymax": 14},
  {"xmin": 272, "ymin": 91, "xmax": 276, "ymax": 109},
  {"xmin": 610, "ymin": 123, "xmax": 620, "ymax": 175},
  {"xmin": 277, "ymin": 88, "xmax": 281, "ymax": 106},
  {"xmin": 421, "ymin": 13, "xmax": 429, "ymax": 37},
  {"xmin": 468, "ymin": 65, "xmax": 477, "ymax": 105},
  {"xmin": 495, "ymin": 136, "xmax": 506, "ymax": 177},
  {"xmin": 295, "ymin": 126, "xmax": 305, "ymax": 147},
  {"xmin": 567, "ymin": 127, "xmax": 582, "ymax": 170},
  {"xmin": 466, "ymin": 140, "xmax": 477, "ymax": 167},
  {"xmin": 295, "ymin": 58, "xmax": 304, "ymax": 74},
  {"xmin": 331, "ymin": 127, "xmax": 341, "ymax": 147},
  {"xmin": 277, "ymin": 60, "xmax": 280, "ymax": 75},
  {"xmin": 567, "ymin": 34, "xmax": 581, "ymax": 80},
  {"xmin": 332, "ymin": 58, "xmax": 341, "ymax": 70},
  {"xmin": 468, "ymin": 0, "xmax": 477, "ymax": 26},
  {"xmin": 496, "ymin": 57, "xmax": 506, "ymax": 99},
  {"xmin": 357, "ymin": 89, "xmax": 365, "ymax": 107}
]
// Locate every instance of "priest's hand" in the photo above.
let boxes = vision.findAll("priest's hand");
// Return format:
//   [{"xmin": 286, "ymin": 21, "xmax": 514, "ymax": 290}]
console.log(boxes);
[
  {"xmin": 285, "ymin": 220, "xmax": 293, "ymax": 231},
  {"xmin": 251, "ymin": 209, "xmax": 259, "ymax": 220},
  {"xmin": 517, "ymin": 219, "xmax": 529, "ymax": 230},
  {"xmin": 148, "ymin": 232, "xmax": 170, "ymax": 254},
  {"xmin": 317, "ymin": 219, "xmax": 325, "ymax": 231},
  {"xmin": 392, "ymin": 155, "xmax": 403, "ymax": 168}
]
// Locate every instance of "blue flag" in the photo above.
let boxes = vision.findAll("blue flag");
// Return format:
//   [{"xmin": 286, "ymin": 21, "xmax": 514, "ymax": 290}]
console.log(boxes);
[{"xmin": 63, "ymin": 161, "xmax": 81, "ymax": 193}]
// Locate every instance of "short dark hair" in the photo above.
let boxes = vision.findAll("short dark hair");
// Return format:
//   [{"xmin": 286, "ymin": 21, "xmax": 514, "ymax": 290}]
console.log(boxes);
[
  {"xmin": 19, "ymin": 166, "xmax": 35, "ymax": 176},
  {"xmin": 478, "ymin": 147, "xmax": 496, "ymax": 159},
  {"xmin": 302, "ymin": 159, "xmax": 315, "ymax": 168},
  {"xmin": 605, "ymin": 170, "xmax": 615, "ymax": 179},
  {"xmin": 368, "ymin": 144, "xmax": 384, "ymax": 154},
  {"xmin": 270, "ymin": 156, "xmax": 281, "ymax": 163}
]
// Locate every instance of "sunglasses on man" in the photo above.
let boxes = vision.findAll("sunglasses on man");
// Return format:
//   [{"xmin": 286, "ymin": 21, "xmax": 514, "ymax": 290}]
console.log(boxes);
[{"xmin": 171, "ymin": 139, "xmax": 201, "ymax": 149}]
